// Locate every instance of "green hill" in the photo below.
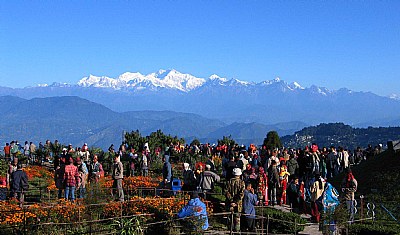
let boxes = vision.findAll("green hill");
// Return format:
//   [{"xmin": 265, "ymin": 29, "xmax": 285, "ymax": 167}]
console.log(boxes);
[{"xmin": 282, "ymin": 123, "xmax": 400, "ymax": 149}]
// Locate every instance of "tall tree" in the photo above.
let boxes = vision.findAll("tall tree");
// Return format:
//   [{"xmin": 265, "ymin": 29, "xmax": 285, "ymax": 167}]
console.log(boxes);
[{"xmin": 263, "ymin": 131, "xmax": 282, "ymax": 150}]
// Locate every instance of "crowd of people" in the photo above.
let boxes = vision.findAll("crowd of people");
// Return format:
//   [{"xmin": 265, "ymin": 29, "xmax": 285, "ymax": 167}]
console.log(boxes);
[{"xmin": 1, "ymin": 139, "xmax": 376, "ymax": 232}]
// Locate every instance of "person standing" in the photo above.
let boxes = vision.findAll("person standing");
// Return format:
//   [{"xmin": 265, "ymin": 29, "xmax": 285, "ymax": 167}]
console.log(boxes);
[
  {"xmin": 287, "ymin": 176, "xmax": 301, "ymax": 213},
  {"xmin": 11, "ymin": 164, "xmax": 29, "ymax": 206},
  {"xmin": 64, "ymin": 158, "xmax": 80, "ymax": 201},
  {"xmin": 90, "ymin": 155, "xmax": 104, "ymax": 183},
  {"xmin": 111, "ymin": 155, "xmax": 124, "ymax": 201},
  {"xmin": 162, "ymin": 155, "xmax": 172, "ymax": 188},
  {"xmin": 310, "ymin": 173, "xmax": 326, "ymax": 223},
  {"xmin": 268, "ymin": 161, "xmax": 280, "ymax": 206},
  {"xmin": 201, "ymin": 164, "xmax": 220, "ymax": 200},
  {"xmin": 182, "ymin": 163, "xmax": 196, "ymax": 191},
  {"xmin": 76, "ymin": 157, "xmax": 88, "ymax": 199},
  {"xmin": 4, "ymin": 143, "xmax": 11, "ymax": 162},
  {"xmin": 29, "ymin": 142, "xmax": 36, "ymax": 164},
  {"xmin": 55, "ymin": 158, "xmax": 65, "ymax": 199},
  {"xmin": 341, "ymin": 169, "xmax": 358, "ymax": 222},
  {"xmin": 242, "ymin": 182, "xmax": 258, "ymax": 232},
  {"xmin": 225, "ymin": 168, "xmax": 245, "ymax": 232}
]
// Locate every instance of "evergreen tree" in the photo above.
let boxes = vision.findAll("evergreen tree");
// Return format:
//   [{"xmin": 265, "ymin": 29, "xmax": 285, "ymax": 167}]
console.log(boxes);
[{"xmin": 263, "ymin": 131, "xmax": 282, "ymax": 150}]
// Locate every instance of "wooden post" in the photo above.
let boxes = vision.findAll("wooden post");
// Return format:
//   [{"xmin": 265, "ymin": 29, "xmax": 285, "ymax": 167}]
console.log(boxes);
[
  {"xmin": 230, "ymin": 211, "xmax": 234, "ymax": 235},
  {"xmin": 267, "ymin": 214, "xmax": 270, "ymax": 235}
]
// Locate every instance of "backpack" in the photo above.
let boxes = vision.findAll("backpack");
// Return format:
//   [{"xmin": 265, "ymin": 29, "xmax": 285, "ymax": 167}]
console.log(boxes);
[{"xmin": 268, "ymin": 166, "xmax": 278, "ymax": 184}]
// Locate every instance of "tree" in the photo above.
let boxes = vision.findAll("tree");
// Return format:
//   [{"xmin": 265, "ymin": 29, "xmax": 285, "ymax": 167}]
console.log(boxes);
[
  {"xmin": 217, "ymin": 135, "xmax": 236, "ymax": 147},
  {"xmin": 263, "ymin": 131, "xmax": 282, "ymax": 150},
  {"xmin": 190, "ymin": 139, "xmax": 200, "ymax": 146}
]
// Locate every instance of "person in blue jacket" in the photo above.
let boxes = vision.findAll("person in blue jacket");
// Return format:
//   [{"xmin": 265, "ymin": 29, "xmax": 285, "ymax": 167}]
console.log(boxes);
[
  {"xmin": 177, "ymin": 191, "xmax": 209, "ymax": 230},
  {"xmin": 242, "ymin": 182, "xmax": 258, "ymax": 232}
]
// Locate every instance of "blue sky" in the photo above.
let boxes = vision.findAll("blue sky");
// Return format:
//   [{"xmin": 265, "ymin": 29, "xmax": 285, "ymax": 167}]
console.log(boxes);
[{"xmin": 1, "ymin": 1, "xmax": 399, "ymax": 96}]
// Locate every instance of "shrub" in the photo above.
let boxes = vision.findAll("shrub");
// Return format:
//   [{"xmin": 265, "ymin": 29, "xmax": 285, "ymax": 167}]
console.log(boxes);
[
  {"xmin": 256, "ymin": 207, "xmax": 307, "ymax": 234},
  {"xmin": 348, "ymin": 222, "xmax": 400, "ymax": 235}
]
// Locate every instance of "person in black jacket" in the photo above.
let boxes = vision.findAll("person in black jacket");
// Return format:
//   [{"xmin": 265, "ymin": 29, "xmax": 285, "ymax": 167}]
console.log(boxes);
[{"xmin": 11, "ymin": 164, "xmax": 29, "ymax": 206}]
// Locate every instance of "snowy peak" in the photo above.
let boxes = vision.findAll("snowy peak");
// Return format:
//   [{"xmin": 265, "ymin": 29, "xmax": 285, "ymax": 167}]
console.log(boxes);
[
  {"xmin": 75, "ymin": 69, "xmax": 347, "ymax": 96},
  {"xmin": 389, "ymin": 94, "xmax": 400, "ymax": 100},
  {"xmin": 289, "ymin": 82, "xmax": 304, "ymax": 90},
  {"xmin": 309, "ymin": 85, "xmax": 332, "ymax": 96}
]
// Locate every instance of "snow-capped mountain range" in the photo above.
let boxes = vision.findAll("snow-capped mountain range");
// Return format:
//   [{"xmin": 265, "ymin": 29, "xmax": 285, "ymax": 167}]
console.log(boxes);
[
  {"xmin": 1, "ymin": 69, "xmax": 400, "ymax": 127},
  {"xmin": 71, "ymin": 69, "xmax": 312, "ymax": 93}
]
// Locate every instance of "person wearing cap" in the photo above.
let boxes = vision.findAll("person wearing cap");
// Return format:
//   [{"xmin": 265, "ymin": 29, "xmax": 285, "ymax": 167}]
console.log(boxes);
[
  {"xmin": 225, "ymin": 167, "xmax": 245, "ymax": 232},
  {"xmin": 111, "ymin": 155, "xmax": 124, "ymax": 201},
  {"xmin": 177, "ymin": 191, "xmax": 209, "ymax": 231},
  {"xmin": 76, "ymin": 157, "xmax": 88, "ymax": 199},
  {"xmin": 201, "ymin": 164, "xmax": 220, "ymax": 200},
  {"xmin": 63, "ymin": 157, "xmax": 80, "ymax": 201}
]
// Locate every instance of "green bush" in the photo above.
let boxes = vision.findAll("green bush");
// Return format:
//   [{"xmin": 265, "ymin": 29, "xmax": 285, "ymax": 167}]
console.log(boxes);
[
  {"xmin": 256, "ymin": 207, "xmax": 307, "ymax": 234},
  {"xmin": 348, "ymin": 222, "xmax": 400, "ymax": 235}
]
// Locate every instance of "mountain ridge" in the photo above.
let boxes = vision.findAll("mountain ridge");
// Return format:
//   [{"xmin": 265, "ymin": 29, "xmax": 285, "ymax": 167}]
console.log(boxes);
[{"xmin": 1, "ymin": 69, "xmax": 400, "ymax": 126}]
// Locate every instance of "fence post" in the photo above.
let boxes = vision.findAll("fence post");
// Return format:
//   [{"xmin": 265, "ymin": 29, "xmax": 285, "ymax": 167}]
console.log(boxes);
[
  {"xmin": 267, "ymin": 214, "xmax": 269, "ymax": 235},
  {"xmin": 295, "ymin": 218, "xmax": 297, "ymax": 235},
  {"xmin": 230, "ymin": 211, "xmax": 234, "ymax": 235}
]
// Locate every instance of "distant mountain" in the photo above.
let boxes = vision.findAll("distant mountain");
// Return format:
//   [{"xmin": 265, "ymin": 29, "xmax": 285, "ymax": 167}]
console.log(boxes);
[
  {"xmin": 281, "ymin": 123, "xmax": 400, "ymax": 149},
  {"xmin": 0, "ymin": 96, "xmax": 301, "ymax": 149},
  {"xmin": 1, "ymin": 69, "xmax": 400, "ymax": 126}
]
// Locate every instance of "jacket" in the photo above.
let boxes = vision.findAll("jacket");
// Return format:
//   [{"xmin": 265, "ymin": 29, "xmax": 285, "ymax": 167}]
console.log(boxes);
[
  {"xmin": 177, "ymin": 197, "xmax": 209, "ymax": 230},
  {"xmin": 163, "ymin": 155, "xmax": 172, "ymax": 182},
  {"xmin": 243, "ymin": 189, "xmax": 257, "ymax": 218},
  {"xmin": 202, "ymin": 170, "xmax": 220, "ymax": 190},
  {"xmin": 225, "ymin": 177, "xmax": 245, "ymax": 212},
  {"xmin": 112, "ymin": 161, "xmax": 124, "ymax": 180},
  {"xmin": 11, "ymin": 169, "xmax": 29, "ymax": 193},
  {"xmin": 64, "ymin": 164, "xmax": 80, "ymax": 187}
]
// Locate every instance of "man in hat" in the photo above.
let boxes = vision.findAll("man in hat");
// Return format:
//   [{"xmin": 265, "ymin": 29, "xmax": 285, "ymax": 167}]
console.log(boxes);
[
  {"xmin": 225, "ymin": 167, "xmax": 245, "ymax": 231},
  {"xmin": 111, "ymin": 154, "xmax": 124, "ymax": 201},
  {"xmin": 177, "ymin": 191, "xmax": 209, "ymax": 231}
]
